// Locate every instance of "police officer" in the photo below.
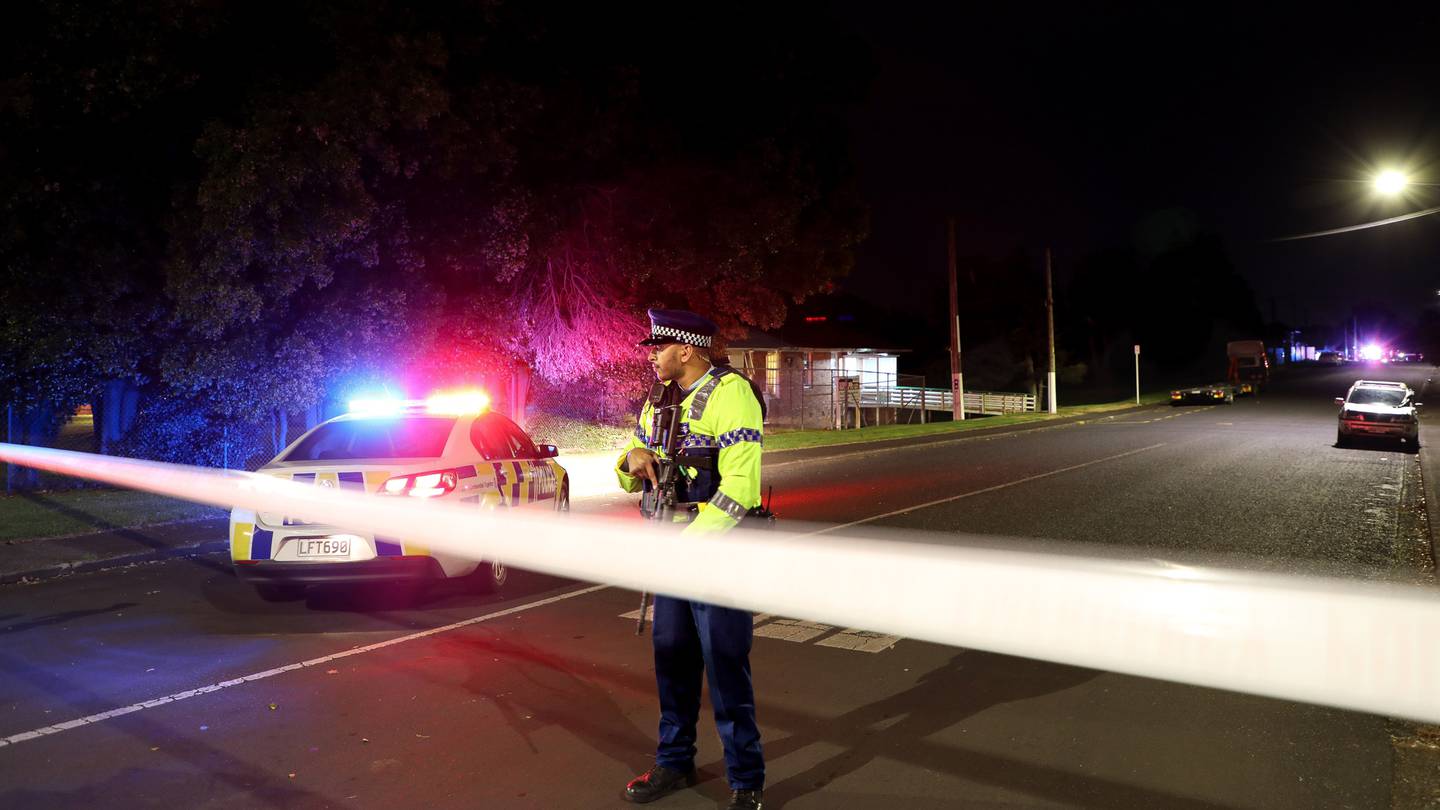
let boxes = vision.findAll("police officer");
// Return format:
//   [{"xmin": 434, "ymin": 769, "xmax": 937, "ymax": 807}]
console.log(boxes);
[{"xmin": 617, "ymin": 309, "xmax": 766, "ymax": 810}]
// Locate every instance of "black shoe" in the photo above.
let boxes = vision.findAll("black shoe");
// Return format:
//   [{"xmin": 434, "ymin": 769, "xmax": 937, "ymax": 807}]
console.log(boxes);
[
  {"xmin": 622, "ymin": 765, "xmax": 697, "ymax": 803},
  {"xmin": 726, "ymin": 788, "xmax": 763, "ymax": 810}
]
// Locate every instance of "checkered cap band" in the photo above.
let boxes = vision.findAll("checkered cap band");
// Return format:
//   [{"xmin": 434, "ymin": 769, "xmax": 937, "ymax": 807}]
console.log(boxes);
[{"xmin": 650, "ymin": 325, "xmax": 712, "ymax": 347}]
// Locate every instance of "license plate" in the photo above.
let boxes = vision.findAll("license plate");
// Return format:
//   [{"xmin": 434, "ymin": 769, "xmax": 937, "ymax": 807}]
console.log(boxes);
[{"xmin": 295, "ymin": 538, "xmax": 351, "ymax": 558}]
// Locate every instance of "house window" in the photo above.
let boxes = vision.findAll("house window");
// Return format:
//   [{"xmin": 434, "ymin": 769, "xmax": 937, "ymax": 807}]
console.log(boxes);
[{"xmin": 766, "ymin": 352, "xmax": 780, "ymax": 396}]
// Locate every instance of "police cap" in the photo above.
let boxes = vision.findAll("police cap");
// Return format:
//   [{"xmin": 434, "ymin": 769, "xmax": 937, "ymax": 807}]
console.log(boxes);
[{"xmin": 638, "ymin": 308, "xmax": 717, "ymax": 348}]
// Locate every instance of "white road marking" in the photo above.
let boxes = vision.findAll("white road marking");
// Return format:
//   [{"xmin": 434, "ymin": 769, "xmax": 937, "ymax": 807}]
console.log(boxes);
[
  {"xmin": 619, "ymin": 605, "xmax": 655, "ymax": 622},
  {"xmin": 816, "ymin": 629, "xmax": 902, "ymax": 653},
  {"xmin": 0, "ymin": 583, "xmax": 610, "ymax": 750},
  {"xmin": 753, "ymin": 618, "xmax": 832, "ymax": 643},
  {"xmin": 809, "ymin": 443, "xmax": 1166, "ymax": 535}
]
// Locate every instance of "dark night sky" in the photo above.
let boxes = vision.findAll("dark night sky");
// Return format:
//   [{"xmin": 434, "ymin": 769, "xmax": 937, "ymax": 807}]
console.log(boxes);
[{"xmin": 837, "ymin": 3, "xmax": 1440, "ymax": 330}]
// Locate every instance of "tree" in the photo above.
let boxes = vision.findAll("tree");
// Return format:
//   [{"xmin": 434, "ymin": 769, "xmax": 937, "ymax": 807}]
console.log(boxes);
[
  {"xmin": 0, "ymin": 0, "xmax": 211, "ymax": 445},
  {"xmin": 1, "ymin": 0, "xmax": 870, "ymax": 458}
]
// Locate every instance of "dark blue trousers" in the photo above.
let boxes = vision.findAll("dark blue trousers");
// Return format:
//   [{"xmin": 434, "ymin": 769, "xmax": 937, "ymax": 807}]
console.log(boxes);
[{"xmin": 652, "ymin": 595, "xmax": 764, "ymax": 790}]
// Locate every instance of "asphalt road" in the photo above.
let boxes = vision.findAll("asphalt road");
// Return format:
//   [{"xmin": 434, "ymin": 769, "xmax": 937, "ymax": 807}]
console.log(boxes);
[{"xmin": 1, "ymin": 363, "xmax": 1434, "ymax": 809}]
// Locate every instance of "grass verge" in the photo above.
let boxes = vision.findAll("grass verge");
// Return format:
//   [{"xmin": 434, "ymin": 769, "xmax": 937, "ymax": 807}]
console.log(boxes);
[
  {"xmin": 764, "ymin": 392, "xmax": 1172, "ymax": 452},
  {"xmin": 0, "ymin": 489, "xmax": 225, "ymax": 543}
]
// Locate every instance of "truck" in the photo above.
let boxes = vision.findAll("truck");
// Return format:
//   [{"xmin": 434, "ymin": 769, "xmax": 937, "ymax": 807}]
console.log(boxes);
[{"xmin": 1226, "ymin": 340, "xmax": 1268, "ymax": 395}]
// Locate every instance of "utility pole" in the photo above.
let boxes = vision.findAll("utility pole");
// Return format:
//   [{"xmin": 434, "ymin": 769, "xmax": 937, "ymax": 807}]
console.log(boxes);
[
  {"xmin": 947, "ymin": 218, "xmax": 965, "ymax": 420},
  {"xmin": 1045, "ymin": 248, "xmax": 1058, "ymax": 414},
  {"xmin": 1134, "ymin": 344, "xmax": 1141, "ymax": 404}
]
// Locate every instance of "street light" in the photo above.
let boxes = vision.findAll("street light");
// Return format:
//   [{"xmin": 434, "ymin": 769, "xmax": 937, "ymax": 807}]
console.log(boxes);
[{"xmin": 1374, "ymin": 170, "xmax": 1409, "ymax": 195}]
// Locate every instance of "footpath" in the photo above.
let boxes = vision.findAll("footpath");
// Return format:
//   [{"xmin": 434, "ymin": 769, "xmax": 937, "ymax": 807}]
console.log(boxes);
[{"xmin": 0, "ymin": 401, "xmax": 1173, "ymax": 586}]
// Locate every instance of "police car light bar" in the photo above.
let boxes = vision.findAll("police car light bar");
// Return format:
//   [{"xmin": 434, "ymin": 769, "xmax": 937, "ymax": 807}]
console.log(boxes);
[
  {"xmin": 348, "ymin": 396, "xmax": 409, "ymax": 416},
  {"xmin": 347, "ymin": 390, "xmax": 491, "ymax": 417},
  {"xmin": 424, "ymin": 390, "xmax": 490, "ymax": 415},
  {"xmin": 5, "ymin": 442, "xmax": 1440, "ymax": 730}
]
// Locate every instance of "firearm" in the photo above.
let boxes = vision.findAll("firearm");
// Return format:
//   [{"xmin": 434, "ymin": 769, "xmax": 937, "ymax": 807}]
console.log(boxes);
[
  {"xmin": 636, "ymin": 388, "xmax": 684, "ymax": 635},
  {"xmin": 638, "ymin": 405, "xmax": 684, "ymax": 523}
]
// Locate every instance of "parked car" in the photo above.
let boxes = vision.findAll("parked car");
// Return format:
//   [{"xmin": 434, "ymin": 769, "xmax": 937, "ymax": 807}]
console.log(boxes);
[
  {"xmin": 1318, "ymin": 351, "xmax": 1343, "ymax": 366},
  {"xmin": 228, "ymin": 392, "xmax": 569, "ymax": 601},
  {"xmin": 1335, "ymin": 380, "xmax": 1420, "ymax": 450},
  {"xmin": 1171, "ymin": 383, "xmax": 1235, "ymax": 405}
]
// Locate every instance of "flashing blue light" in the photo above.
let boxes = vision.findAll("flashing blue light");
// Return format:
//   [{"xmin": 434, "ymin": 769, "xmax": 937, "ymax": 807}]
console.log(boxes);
[{"xmin": 348, "ymin": 396, "xmax": 405, "ymax": 416}]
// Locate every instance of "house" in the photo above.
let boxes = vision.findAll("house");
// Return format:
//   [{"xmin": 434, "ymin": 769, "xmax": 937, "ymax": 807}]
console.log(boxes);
[{"xmin": 727, "ymin": 321, "xmax": 910, "ymax": 430}]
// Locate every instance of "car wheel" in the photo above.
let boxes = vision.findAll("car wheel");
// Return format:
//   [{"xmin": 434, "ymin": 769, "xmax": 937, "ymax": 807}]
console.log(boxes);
[
  {"xmin": 555, "ymin": 481, "xmax": 570, "ymax": 513},
  {"xmin": 255, "ymin": 583, "xmax": 306, "ymax": 602},
  {"xmin": 1336, "ymin": 430, "xmax": 1349, "ymax": 448},
  {"xmin": 471, "ymin": 559, "xmax": 508, "ymax": 593}
]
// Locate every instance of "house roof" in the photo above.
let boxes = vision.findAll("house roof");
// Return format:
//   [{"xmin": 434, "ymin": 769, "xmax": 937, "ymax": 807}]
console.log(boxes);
[{"xmin": 726, "ymin": 327, "xmax": 909, "ymax": 354}]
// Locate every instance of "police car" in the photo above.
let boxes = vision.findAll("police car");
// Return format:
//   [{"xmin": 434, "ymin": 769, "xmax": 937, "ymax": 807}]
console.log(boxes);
[{"xmin": 229, "ymin": 391, "xmax": 569, "ymax": 601}]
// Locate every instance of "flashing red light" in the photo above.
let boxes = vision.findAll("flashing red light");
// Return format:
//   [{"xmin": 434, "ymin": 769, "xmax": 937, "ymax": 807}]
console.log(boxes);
[
  {"xmin": 425, "ymin": 390, "xmax": 490, "ymax": 415},
  {"xmin": 349, "ymin": 390, "xmax": 490, "ymax": 416},
  {"xmin": 804, "ymin": 316, "xmax": 828, "ymax": 323},
  {"xmin": 382, "ymin": 469, "xmax": 459, "ymax": 498}
]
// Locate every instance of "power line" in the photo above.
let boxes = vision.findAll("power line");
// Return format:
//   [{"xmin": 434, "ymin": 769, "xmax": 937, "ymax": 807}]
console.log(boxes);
[{"xmin": 1269, "ymin": 204, "xmax": 1440, "ymax": 242}]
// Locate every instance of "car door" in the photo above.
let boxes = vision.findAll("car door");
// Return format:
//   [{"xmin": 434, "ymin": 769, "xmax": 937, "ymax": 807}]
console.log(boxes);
[
  {"xmin": 469, "ymin": 415, "xmax": 518, "ymax": 507},
  {"xmin": 493, "ymin": 416, "xmax": 561, "ymax": 505}
]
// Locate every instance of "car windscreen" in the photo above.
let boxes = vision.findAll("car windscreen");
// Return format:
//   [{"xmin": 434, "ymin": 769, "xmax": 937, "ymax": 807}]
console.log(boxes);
[
  {"xmin": 1348, "ymin": 389, "xmax": 1406, "ymax": 407},
  {"xmin": 283, "ymin": 417, "xmax": 456, "ymax": 461}
]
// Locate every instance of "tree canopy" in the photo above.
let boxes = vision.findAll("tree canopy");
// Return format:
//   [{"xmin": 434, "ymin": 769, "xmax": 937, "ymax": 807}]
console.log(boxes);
[{"xmin": 1, "ymin": 0, "xmax": 869, "ymax": 425}]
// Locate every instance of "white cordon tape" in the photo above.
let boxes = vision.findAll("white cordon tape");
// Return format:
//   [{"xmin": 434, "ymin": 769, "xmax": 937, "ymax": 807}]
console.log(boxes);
[{"xmin": 4, "ymin": 442, "xmax": 1439, "ymax": 723}]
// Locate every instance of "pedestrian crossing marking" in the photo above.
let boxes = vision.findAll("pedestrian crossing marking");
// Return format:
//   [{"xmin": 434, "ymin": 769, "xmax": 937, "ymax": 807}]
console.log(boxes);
[
  {"xmin": 815, "ymin": 629, "xmax": 901, "ymax": 653},
  {"xmin": 753, "ymin": 618, "xmax": 832, "ymax": 643},
  {"xmin": 616, "ymin": 610, "xmax": 901, "ymax": 652}
]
